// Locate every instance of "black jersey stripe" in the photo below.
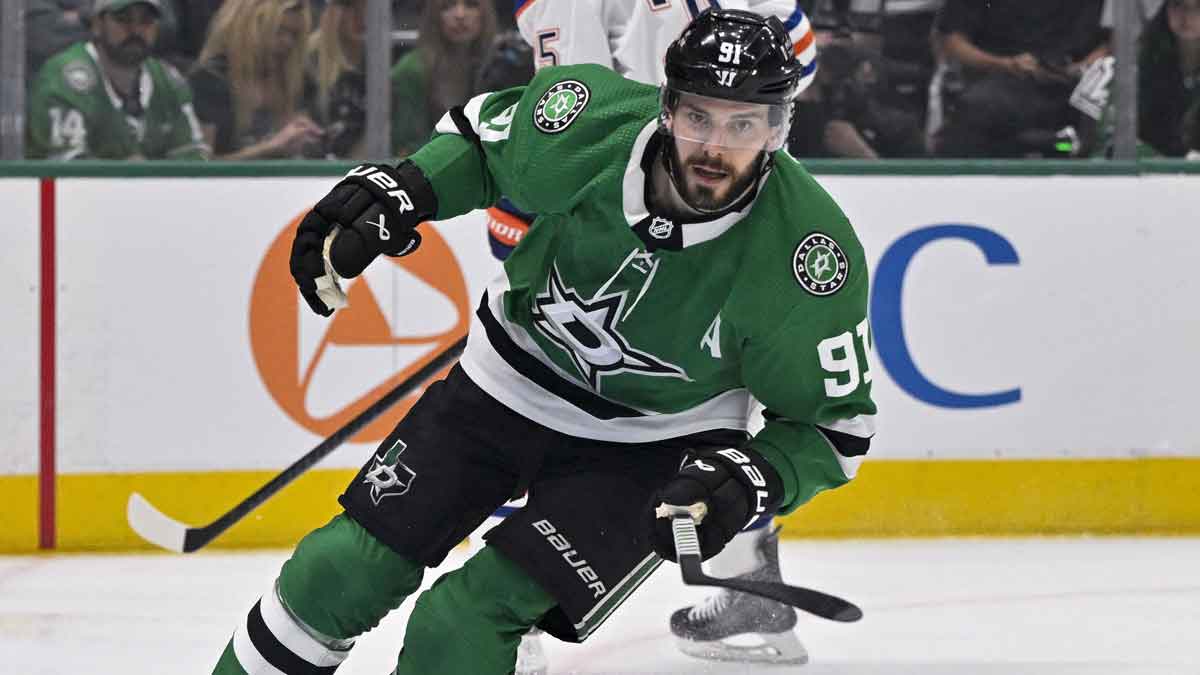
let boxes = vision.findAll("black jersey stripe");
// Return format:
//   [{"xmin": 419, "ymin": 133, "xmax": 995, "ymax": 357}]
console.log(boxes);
[
  {"xmin": 477, "ymin": 294, "xmax": 647, "ymax": 420},
  {"xmin": 816, "ymin": 425, "xmax": 872, "ymax": 458},
  {"xmin": 246, "ymin": 600, "xmax": 338, "ymax": 675}
]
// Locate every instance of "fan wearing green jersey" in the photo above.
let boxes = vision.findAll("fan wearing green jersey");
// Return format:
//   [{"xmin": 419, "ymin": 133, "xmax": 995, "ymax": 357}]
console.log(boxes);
[
  {"xmin": 212, "ymin": 10, "xmax": 875, "ymax": 675},
  {"xmin": 26, "ymin": 0, "xmax": 209, "ymax": 161}
]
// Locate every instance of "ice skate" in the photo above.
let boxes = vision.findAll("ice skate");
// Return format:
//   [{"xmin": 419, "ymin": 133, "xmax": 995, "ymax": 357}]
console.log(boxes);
[
  {"xmin": 670, "ymin": 527, "xmax": 808, "ymax": 664},
  {"xmin": 515, "ymin": 628, "xmax": 548, "ymax": 675}
]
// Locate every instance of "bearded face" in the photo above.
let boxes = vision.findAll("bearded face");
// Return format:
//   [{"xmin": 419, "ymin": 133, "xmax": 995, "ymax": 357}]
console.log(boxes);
[
  {"xmin": 666, "ymin": 93, "xmax": 776, "ymax": 212},
  {"xmin": 93, "ymin": 4, "xmax": 160, "ymax": 68},
  {"xmin": 671, "ymin": 139, "xmax": 763, "ymax": 212}
]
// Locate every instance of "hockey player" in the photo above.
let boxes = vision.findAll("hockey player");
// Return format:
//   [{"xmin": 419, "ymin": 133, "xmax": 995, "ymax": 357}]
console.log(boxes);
[
  {"xmin": 215, "ymin": 9, "xmax": 873, "ymax": 674},
  {"xmin": 510, "ymin": 0, "xmax": 821, "ymax": 664},
  {"xmin": 26, "ymin": 0, "xmax": 209, "ymax": 160}
]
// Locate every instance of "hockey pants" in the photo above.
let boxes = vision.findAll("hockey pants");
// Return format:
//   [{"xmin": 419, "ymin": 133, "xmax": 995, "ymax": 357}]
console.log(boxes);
[{"xmin": 213, "ymin": 512, "xmax": 556, "ymax": 674}]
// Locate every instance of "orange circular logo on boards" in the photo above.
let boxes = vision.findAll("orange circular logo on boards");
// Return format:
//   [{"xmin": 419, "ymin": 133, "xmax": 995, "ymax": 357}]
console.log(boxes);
[{"xmin": 249, "ymin": 214, "xmax": 469, "ymax": 443}]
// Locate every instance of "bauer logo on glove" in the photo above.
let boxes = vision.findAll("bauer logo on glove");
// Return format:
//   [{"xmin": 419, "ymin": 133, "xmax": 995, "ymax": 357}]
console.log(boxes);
[
  {"xmin": 648, "ymin": 446, "xmax": 782, "ymax": 562},
  {"xmin": 288, "ymin": 160, "xmax": 438, "ymax": 316}
]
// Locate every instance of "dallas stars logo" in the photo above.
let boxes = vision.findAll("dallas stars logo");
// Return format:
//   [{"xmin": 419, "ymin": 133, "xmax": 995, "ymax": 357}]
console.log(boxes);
[
  {"xmin": 362, "ymin": 439, "xmax": 417, "ymax": 506},
  {"xmin": 531, "ymin": 263, "xmax": 691, "ymax": 390},
  {"xmin": 793, "ymin": 232, "xmax": 849, "ymax": 296},
  {"xmin": 533, "ymin": 80, "xmax": 590, "ymax": 134}
]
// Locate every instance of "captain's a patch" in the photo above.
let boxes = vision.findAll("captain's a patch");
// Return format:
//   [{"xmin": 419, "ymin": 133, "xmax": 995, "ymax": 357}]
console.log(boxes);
[
  {"xmin": 793, "ymin": 232, "xmax": 849, "ymax": 296},
  {"xmin": 533, "ymin": 80, "xmax": 590, "ymax": 134}
]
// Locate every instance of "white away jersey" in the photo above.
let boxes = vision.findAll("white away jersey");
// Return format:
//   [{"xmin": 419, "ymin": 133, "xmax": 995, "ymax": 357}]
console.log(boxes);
[{"xmin": 514, "ymin": 0, "xmax": 817, "ymax": 89}]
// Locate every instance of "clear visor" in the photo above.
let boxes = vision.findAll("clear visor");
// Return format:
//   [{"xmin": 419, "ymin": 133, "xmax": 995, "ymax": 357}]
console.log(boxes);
[{"xmin": 660, "ymin": 89, "xmax": 790, "ymax": 152}]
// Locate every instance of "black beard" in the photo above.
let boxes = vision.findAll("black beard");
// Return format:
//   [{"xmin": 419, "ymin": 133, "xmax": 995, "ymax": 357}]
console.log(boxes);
[
  {"xmin": 100, "ymin": 38, "xmax": 149, "ymax": 67},
  {"xmin": 677, "ymin": 150, "xmax": 760, "ymax": 213}
]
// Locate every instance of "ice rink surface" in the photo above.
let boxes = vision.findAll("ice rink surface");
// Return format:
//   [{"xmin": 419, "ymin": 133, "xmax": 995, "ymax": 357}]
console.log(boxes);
[{"xmin": 3, "ymin": 537, "xmax": 1198, "ymax": 675}]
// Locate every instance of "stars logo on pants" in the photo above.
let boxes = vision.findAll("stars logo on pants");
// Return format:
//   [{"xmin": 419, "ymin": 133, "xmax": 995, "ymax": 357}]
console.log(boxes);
[{"xmin": 363, "ymin": 439, "xmax": 417, "ymax": 505}]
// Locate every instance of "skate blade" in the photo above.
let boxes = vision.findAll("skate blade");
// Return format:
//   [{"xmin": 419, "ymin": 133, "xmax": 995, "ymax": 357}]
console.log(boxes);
[{"xmin": 676, "ymin": 630, "xmax": 809, "ymax": 665}]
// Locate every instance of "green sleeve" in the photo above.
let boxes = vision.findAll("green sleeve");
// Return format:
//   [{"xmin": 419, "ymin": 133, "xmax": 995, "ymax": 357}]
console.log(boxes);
[
  {"xmin": 403, "ymin": 84, "xmax": 529, "ymax": 219},
  {"xmin": 163, "ymin": 102, "xmax": 210, "ymax": 160},
  {"xmin": 159, "ymin": 63, "xmax": 210, "ymax": 160},
  {"xmin": 405, "ymin": 64, "xmax": 656, "ymax": 220},
  {"xmin": 26, "ymin": 72, "xmax": 91, "ymax": 160},
  {"xmin": 740, "ymin": 232, "xmax": 876, "ymax": 514}
]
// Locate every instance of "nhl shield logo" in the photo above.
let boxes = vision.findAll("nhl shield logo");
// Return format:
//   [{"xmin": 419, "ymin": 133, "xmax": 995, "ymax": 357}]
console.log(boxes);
[
  {"xmin": 363, "ymin": 439, "xmax": 417, "ymax": 505},
  {"xmin": 533, "ymin": 80, "xmax": 590, "ymax": 134},
  {"xmin": 648, "ymin": 217, "xmax": 674, "ymax": 239},
  {"xmin": 793, "ymin": 232, "xmax": 849, "ymax": 296}
]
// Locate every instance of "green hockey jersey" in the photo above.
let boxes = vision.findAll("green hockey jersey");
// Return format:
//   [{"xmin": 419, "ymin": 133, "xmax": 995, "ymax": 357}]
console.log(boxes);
[
  {"xmin": 409, "ymin": 65, "xmax": 876, "ymax": 513},
  {"xmin": 27, "ymin": 42, "xmax": 209, "ymax": 160}
]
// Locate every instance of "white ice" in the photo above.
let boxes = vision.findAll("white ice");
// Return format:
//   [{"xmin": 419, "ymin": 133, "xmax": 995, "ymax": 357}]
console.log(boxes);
[{"xmin": 2, "ymin": 538, "xmax": 1198, "ymax": 675}]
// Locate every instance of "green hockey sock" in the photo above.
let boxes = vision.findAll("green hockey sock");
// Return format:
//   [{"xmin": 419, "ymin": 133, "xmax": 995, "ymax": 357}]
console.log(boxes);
[
  {"xmin": 213, "ymin": 513, "xmax": 424, "ymax": 674},
  {"xmin": 394, "ymin": 545, "xmax": 557, "ymax": 675}
]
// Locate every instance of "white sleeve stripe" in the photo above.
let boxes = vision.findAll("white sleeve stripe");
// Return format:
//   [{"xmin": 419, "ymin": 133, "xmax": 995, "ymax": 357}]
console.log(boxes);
[
  {"xmin": 260, "ymin": 582, "xmax": 352, "ymax": 667},
  {"xmin": 797, "ymin": 43, "xmax": 817, "ymax": 65},
  {"xmin": 433, "ymin": 92, "xmax": 491, "ymax": 136},
  {"xmin": 835, "ymin": 453, "xmax": 865, "ymax": 480},
  {"xmin": 818, "ymin": 414, "xmax": 876, "ymax": 439}
]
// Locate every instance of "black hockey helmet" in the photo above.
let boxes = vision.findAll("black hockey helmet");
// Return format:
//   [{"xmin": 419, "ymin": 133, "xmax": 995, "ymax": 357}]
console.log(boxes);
[
  {"xmin": 664, "ymin": 8, "xmax": 804, "ymax": 106},
  {"xmin": 659, "ymin": 9, "xmax": 804, "ymax": 154}
]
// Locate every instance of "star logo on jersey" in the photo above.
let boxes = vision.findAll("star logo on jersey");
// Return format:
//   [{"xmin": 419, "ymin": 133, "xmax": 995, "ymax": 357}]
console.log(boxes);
[
  {"xmin": 793, "ymin": 232, "xmax": 849, "ymax": 296},
  {"xmin": 362, "ymin": 439, "xmax": 417, "ymax": 505},
  {"xmin": 533, "ymin": 80, "xmax": 590, "ymax": 134},
  {"xmin": 531, "ymin": 263, "xmax": 691, "ymax": 390}
]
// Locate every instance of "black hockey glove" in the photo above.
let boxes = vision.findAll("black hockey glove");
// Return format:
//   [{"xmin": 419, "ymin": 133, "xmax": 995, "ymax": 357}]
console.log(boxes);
[
  {"xmin": 289, "ymin": 161, "xmax": 437, "ymax": 316},
  {"xmin": 649, "ymin": 447, "xmax": 783, "ymax": 562}
]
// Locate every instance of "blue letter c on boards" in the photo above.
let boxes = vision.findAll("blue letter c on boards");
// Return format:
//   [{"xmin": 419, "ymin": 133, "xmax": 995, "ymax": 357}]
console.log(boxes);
[{"xmin": 870, "ymin": 224, "xmax": 1021, "ymax": 409}]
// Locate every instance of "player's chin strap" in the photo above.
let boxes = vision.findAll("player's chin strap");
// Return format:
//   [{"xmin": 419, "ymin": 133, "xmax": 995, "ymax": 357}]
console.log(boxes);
[{"xmin": 659, "ymin": 136, "xmax": 772, "ymax": 217}]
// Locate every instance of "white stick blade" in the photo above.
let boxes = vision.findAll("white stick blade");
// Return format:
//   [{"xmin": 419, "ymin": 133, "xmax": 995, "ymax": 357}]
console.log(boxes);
[{"xmin": 126, "ymin": 492, "xmax": 188, "ymax": 553}]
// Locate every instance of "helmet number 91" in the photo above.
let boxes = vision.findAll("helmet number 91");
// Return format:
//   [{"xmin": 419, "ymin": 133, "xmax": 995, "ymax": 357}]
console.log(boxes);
[{"xmin": 718, "ymin": 42, "xmax": 744, "ymax": 65}]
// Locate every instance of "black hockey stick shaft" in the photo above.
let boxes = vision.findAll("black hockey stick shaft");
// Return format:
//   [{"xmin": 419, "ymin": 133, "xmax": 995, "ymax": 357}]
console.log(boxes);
[
  {"xmin": 671, "ymin": 515, "xmax": 863, "ymax": 623},
  {"xmin": 179, "ymin": 336, "xmax": 467, "ymax": 552}
]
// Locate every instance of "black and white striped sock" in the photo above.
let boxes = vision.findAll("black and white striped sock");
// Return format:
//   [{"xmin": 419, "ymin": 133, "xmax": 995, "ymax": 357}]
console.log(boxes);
[{"xmin": 230, "ymin": 582, "xmax": 354, "ymax": 675}]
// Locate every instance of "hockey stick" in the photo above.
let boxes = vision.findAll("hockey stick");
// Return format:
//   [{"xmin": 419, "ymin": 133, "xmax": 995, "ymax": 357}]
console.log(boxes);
[
  {"xmin": 127, "ymin": 335, "xmax": 468, "ymax": 553},
  {"xmin": 663, "ymin": 504, "xmax": 863, "ymax": 623}
]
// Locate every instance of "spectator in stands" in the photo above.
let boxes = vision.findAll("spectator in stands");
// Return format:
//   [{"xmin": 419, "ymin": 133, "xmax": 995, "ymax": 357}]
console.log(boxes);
[
  {"xmin": 474, "ymin": 30, "xmax": 534, "ymax": 93},
  {"xmin": 26, "ymin": 0, "xmax": 208, "ymax": 160},
  {"xmin": 932, "ymin": 0, "xmax": 1108, "ymax": 158},
  {"xmin": 391, "ymin": 0, "xmax": 497, "ymax": 157},
  {"xmin": 306, "ymin": 0, "xmax": 368, "ymax": 158},
  {"xmin": 1139, "ymin": 0, "xmax": 1200, "ymax": 156},
  {"xmin": 189, "ymin": 0, "xmax": 323, "ymax": 159},
  {"xmin": 789, "ymin": 41, "xmax": 927, "ymax": 158},
  {"xmin": 25, "ymin": 1, "xmax": 89, "ymax": 81},
  {"xmin": 154, "ymin": 0, "xmax": 224, "ymax": 71}
]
